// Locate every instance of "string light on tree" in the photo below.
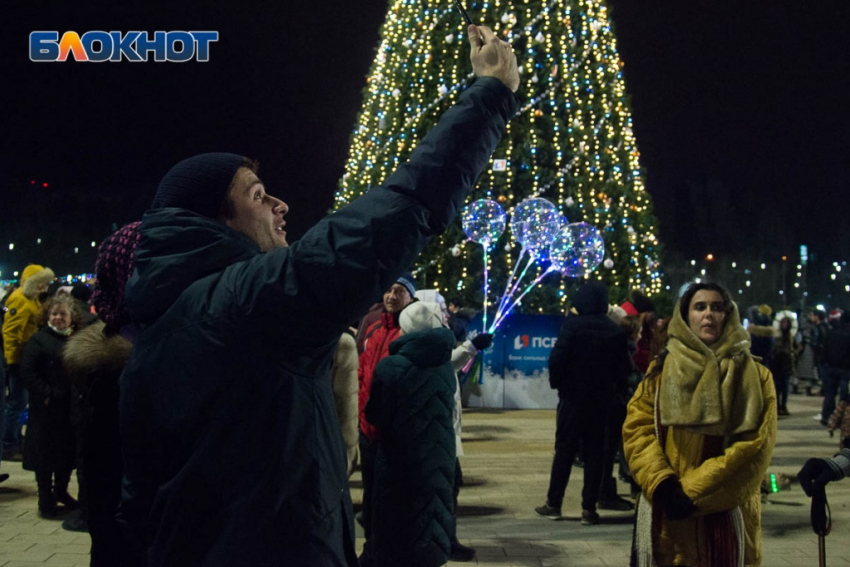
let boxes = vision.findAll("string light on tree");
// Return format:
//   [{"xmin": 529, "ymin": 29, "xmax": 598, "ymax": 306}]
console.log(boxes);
[{"xmin": 336, "ymin": 0, "xmax": 664, "ymax": 312}]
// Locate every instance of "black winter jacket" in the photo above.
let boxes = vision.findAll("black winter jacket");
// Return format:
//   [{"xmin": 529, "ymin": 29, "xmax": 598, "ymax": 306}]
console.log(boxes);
[
  {"xmin": 118, "ymin": 77, "xmax": 517, "ymax": 567},
  {"xmin": 364, "ymin": 328, "xmax": 457, "ymax": 567},
  {"xmin": 824, "ymin": 323, "xmax": 850, "ymax": 370},
  {"xmin": 548, "ymin": 283, "xmax": 631, "ymax": 404},
  {"xmin": 20, "ymin": 326, "xmax": 76, "ymax": 474}
]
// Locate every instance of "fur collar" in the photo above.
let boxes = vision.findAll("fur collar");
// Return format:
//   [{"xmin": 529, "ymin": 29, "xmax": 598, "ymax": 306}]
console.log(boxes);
[
  {"xmin": 63, "ymin": 321, "xmax": 132, "ymax": 385},
  {"xmin": 21, "ymin": 267, "xmax": 55, "ymax": 299},
  {"xmin": 661, "ymin": 301, "xmax": 765, "ymax": 435}
]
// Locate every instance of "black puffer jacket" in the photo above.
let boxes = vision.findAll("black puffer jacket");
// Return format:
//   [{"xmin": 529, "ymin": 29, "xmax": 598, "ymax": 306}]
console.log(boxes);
[
  {"xmin": 548, "ymin": 283, "xmax": 631, "ymax": 403},
  {"xmin": 118, "ymin": 78, "xmax": 517, "ymax": 567},
  {"xmin": 364, "ymin": 328, "xmax": 457, "ymax": 567}
]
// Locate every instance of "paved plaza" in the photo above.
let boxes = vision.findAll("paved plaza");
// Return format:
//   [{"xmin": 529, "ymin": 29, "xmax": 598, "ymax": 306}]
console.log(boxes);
[{"xmin": 0, "ymin": 394, "xmax": 848, "ymax": 566}]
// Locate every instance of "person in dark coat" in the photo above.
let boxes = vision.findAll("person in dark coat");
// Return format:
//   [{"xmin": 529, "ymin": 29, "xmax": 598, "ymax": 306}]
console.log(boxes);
[
  {"xmin": 117, "ymin": 26, "xmax": 519, "ymax": 567},
  {"xmin": 747, "ymin": 304, "xmax": 775, "ymax": 369},
  {"xmin": 21, "ymin": 294, "xmax": 83, "ymax": 517},
  {"xmin": 822, "ymin": 311, "xmax": 850, "ymax": 426},
  {"xmin": 64, "ymin": 222, "xmax": 143, "ymax": 566},
  {"xmin": 365, "ymin": 301, "xmax": 457, "ymax": 567},
  {"xmin": 535, "ymin": 282, "xmax": 632, "ymax": 525}
]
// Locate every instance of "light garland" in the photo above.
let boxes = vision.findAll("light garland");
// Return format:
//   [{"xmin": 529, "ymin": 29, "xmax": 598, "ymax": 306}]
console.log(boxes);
[{"xmin": 336, "ymin": 0, "xmax": 664, "ymax": 308}]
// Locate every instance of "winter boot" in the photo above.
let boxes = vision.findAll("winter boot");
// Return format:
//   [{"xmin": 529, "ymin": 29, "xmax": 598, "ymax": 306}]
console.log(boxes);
[
  {"xmin": 450, "ymin": 538, "xmax": 477, "ymax": 562},
  {"xmin": 597, "ymin": 477, "xmax": 634, "ymax": 511},
  {"xmin": 54, "ymin": 475, "xmax": 80, "ymax": 510},
  {"xmin": 38, "ymin": 489, "xmax": 58, "ymax": 518}
]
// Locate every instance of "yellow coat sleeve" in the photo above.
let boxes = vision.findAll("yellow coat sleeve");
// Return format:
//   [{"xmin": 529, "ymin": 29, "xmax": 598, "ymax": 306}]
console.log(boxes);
[
  {"xmin": 623, "ymin": 375, "xmax": 677, "ymax": 499},
  {"xmin": 680, "ymin": 366, "xmax": 777, "ymax": 515},
  {"xmin": 2, "ymin": 292, "xmax": 33, "ymax": 363}
]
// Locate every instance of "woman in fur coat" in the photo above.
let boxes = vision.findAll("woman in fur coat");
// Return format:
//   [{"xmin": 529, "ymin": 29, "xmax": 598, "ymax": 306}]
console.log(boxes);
[
  {"xmin": 623, "ymin": 282, "xmax": 776, "ymax": 567},
  {"xmin": 333, "ymin": 331, "xmax": 360, "ymax": 476}
]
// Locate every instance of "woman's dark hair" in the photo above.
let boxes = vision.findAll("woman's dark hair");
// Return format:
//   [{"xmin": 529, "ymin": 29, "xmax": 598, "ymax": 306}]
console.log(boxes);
[
  {"xmin": 645, "ymin": 281, "xmax": 734, "ymax": 382},
  {"xmin": 677, "ymin": 282, "xmax": 734, "ymax": 322}
]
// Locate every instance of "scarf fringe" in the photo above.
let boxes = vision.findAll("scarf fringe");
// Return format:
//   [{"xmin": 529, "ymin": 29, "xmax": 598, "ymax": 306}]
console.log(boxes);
[{"xmin": 631, "ymin": 495, "xmax": 655, "ymax": 567}]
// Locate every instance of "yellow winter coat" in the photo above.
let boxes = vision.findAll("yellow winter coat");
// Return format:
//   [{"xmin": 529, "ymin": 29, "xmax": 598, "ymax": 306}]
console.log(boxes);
[
  {"xmin": 624, "ymin": 361, "xmax": 776, "ymax": 567},
  {"xmin": 3, "ymin": 264, "xmax": 54, "ymax": 364}
]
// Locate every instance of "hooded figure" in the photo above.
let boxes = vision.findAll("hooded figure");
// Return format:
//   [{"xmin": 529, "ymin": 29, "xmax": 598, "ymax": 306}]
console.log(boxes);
[
  {"xmin": 2, "ymin": 263, "xmax": 55, "ymax": 454},
  {"xmin": 623, "ymin": 283, "xmax": 776, "ymax": 567},
  {"xmin": 534, "ymin": 283, "xmax": 632, "ymax": 524}
]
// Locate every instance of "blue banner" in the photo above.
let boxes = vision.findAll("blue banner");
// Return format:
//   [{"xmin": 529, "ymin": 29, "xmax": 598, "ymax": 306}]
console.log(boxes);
[{"xmin": 463, "ymin": 313, "xmax": 563, "ymax": 409}]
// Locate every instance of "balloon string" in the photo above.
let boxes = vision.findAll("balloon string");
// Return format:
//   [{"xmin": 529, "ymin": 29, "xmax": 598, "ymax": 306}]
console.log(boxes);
[
  {"xmin": 494, "ymin": 247, "xmax": 527, "ymax": 320},
  {"xmin": 502, "ymin": 250, "xmax": 537, "ymax": 316},
  {"xmin": 482, "ymin": 246, "xmax": 489, "ymax": 332},
  {"xmin": 489, "ymin": 267, "xmax": 556, "ymax": 332},
  {"xmin": 495, "ymin": 249, "xmax": 536, "ymax": 323}
]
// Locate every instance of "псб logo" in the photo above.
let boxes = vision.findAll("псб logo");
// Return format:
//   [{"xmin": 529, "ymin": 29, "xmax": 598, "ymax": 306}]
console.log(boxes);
[{"xmin": 513, "ymin": 334, "xmax": 557, "ymax": 349}]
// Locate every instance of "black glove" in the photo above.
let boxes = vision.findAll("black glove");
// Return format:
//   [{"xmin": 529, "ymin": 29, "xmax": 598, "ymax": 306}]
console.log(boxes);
[
  {"xmin": 471, "ymin": 333, "xmax": 493, "ymax": 351},
  {"xmin": 798, "ymin": 458, "xmax": 840, "ymax": 497},
  {"xmin": 654, "ymin": 478, "xmax": 696, "ymax": 520}
]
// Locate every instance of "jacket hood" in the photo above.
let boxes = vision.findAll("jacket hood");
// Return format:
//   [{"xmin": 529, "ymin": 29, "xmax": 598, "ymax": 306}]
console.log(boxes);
[
  {"xmin": 21, "ymin": 265, "xmax": 55, "ymax": 299},
  {"xmin": 63, "ymin": 321, "xmax": 132, "ymax": 387},
  {"xmin": 389, "ymin": 327, "xmax": 455, "ymax": 367},
  {"xmin": 571, "ymin": 282, "xmax": 609, "ymax": 316},
  {"xmin": 125, "ymin": 208, "xmax": 261, "ymax": 324}
]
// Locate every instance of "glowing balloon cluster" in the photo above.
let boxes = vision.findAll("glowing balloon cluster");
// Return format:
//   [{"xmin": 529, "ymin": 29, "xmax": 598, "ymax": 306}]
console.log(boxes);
[
  {"xmin": 491, "ymin": 198, "xmax": 605, "ymax": 332},
  {"xmin": 460, "ymin": 197, "xmax": 606, "ymax": 334}
]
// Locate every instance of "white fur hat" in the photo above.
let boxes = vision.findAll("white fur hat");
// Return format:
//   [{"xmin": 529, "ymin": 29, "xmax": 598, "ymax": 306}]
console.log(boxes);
[{"xmin": 399, "ymin": 301, "xmax": 443, "ymax": 334}]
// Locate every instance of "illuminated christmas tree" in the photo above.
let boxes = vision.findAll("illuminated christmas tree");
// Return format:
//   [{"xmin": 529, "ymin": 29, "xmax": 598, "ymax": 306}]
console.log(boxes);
[{"xmin": 336, "ymin": 0, "xmax": 663, "ymax": 313}]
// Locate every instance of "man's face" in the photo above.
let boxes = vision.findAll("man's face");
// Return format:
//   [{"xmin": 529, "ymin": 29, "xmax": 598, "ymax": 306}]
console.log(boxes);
[
  {"xmin": 383, "ymin": 284, "xmax": 412, "ymax": 313},
  {"xmin": 222, "ymin": 167, "xmax": 289, "ymax": 252}
]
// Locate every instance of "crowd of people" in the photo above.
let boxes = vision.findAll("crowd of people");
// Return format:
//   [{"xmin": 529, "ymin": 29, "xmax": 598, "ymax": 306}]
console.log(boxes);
[{"xmin": 1, "ymin": 18, "xmax": 848, "ymax": 567}]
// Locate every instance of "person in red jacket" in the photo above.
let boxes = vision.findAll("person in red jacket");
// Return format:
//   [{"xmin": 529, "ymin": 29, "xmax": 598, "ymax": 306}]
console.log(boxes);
[{"xmin": 357, "ymin": 274, "xmax": 416, "ymax": 566}]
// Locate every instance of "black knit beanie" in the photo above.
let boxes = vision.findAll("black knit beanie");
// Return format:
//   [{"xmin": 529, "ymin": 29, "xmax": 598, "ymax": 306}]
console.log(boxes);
[{"xmin": 151, "ymin": 152, "xmax": 247, "ymax": 218}]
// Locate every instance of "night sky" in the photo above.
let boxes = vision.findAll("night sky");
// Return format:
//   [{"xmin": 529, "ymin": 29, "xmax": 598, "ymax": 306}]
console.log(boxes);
[{"xmin": 1, "ymin": 0, "xmax": 848, "ymax": 276}]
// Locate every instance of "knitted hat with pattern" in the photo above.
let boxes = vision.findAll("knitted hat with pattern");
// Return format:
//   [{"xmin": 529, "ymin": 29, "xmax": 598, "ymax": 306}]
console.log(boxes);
[{"xmin": 92, "ymin": 222, "xmax": 141, "ymax": 333}]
